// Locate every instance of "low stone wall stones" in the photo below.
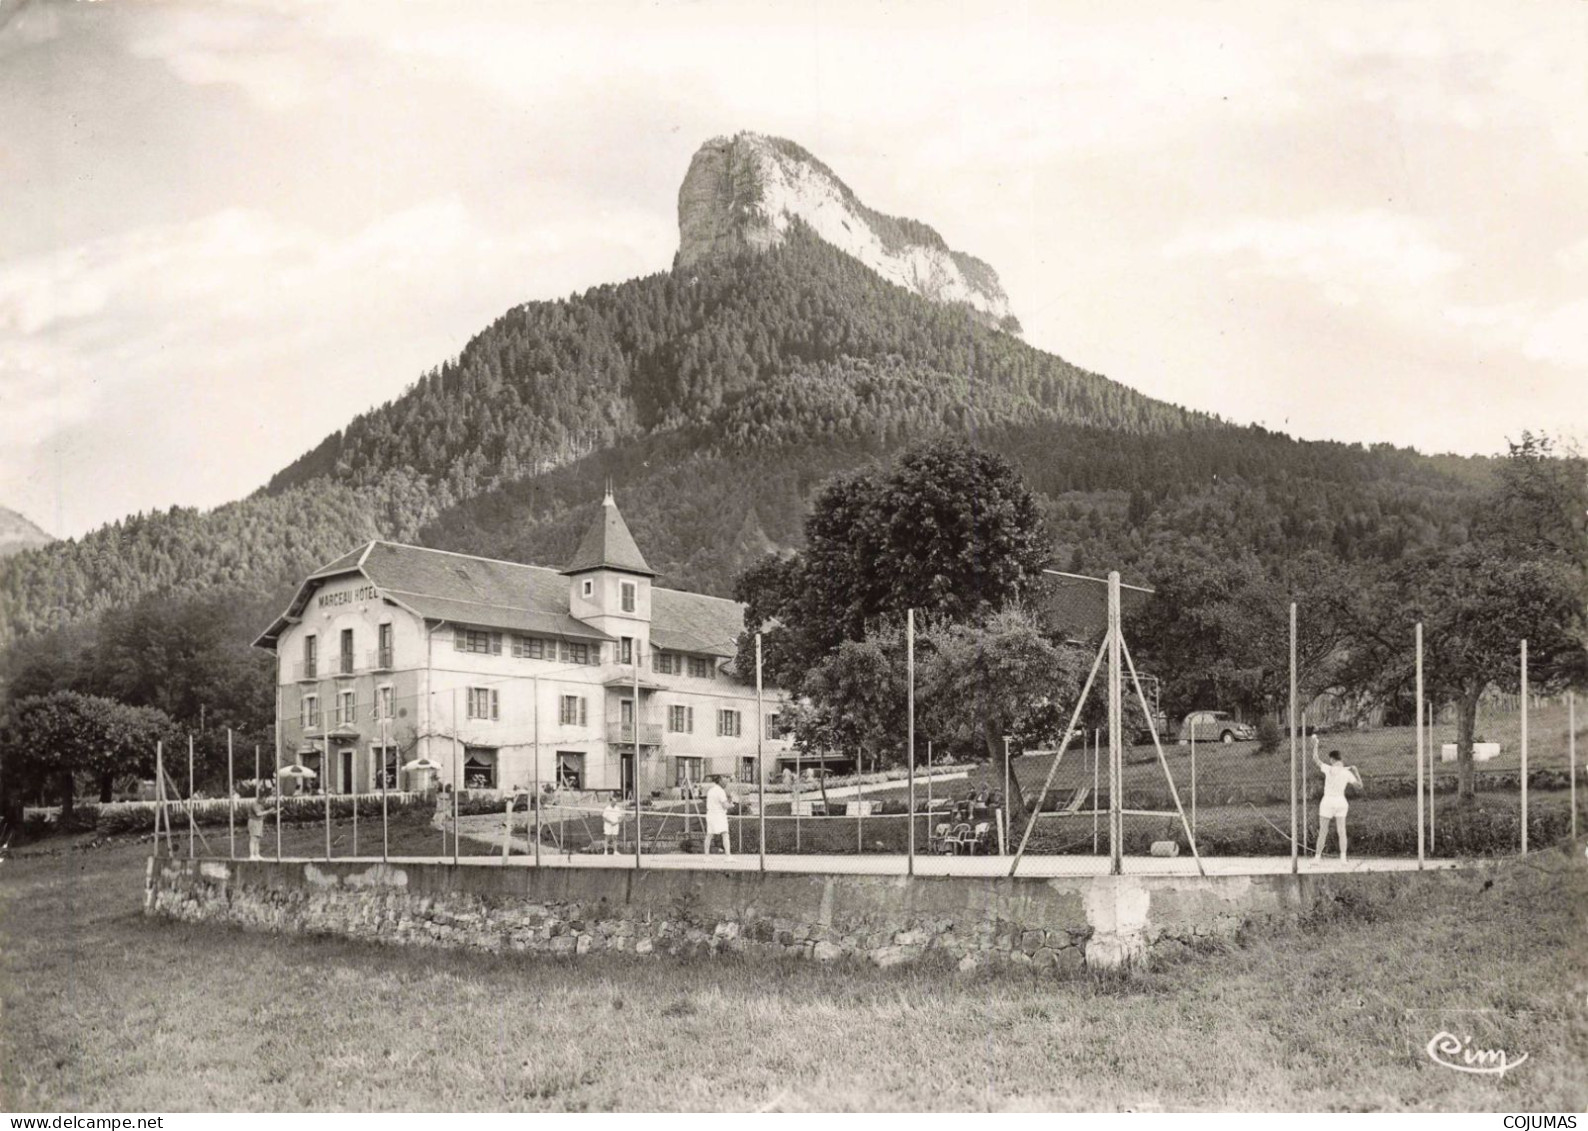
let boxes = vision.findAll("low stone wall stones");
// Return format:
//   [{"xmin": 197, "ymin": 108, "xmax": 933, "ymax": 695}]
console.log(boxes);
[{"xmin": 145, "ymin": 857, "xmax": 1327, "ymax": 970}]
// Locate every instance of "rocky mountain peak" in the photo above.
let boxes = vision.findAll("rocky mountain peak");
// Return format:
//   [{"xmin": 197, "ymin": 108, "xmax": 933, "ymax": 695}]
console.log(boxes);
[{"xmin": 676, "ymin": 132, "xmax": 1017, "ymax": 330}]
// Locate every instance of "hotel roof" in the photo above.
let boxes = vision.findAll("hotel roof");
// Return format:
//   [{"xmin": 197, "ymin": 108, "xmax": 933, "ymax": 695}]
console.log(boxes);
[{"xmin": 255, "ymin": 539, "xmax": 743, "ymax": 658}]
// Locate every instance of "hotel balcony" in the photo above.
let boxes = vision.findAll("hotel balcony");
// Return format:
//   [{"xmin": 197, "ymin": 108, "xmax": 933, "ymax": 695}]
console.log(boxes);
[
  {"xmin": 294, "ymin": 661, "xmax": 318, "ymax": 682},
  {"xmin": 606, "ymin": 721, "xmax": 664, "ymax": 747},
  {"xmin": 366, "ymin": 648, "xmax": 395, "ymax": 672}
]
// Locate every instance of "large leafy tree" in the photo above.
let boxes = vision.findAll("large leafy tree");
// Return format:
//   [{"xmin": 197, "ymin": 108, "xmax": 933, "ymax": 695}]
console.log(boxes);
[
  {"xmin": 920, "ymin": 607, "xmax": 1083, "ymax": 824},
  {"xmin": 0, "ymin": 691, "xmax": 175, "ymax": 826},
  {"xmin": 793, "ymin": 625, "xmax": 911, "ymax": 776},
  {"xmin": 1131, "ymin": 546, "xmax": 1358, "ymax": 722},
  {"xmin": 1353, "ymin": 545, "xmax": 1585, "ymax": 802},
  {"xmin": 735, "ymin": 439, "xmax": 1049, "ymax": 689},
  {"xmin": 1346, "ymin": 435, "xmax": 1586, "ymax": 802}
]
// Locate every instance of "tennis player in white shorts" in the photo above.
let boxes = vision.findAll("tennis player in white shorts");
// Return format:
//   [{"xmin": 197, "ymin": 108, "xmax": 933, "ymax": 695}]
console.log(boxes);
[{"xmin": 1313, "ymin": 747, "xmax": 1363, "ymax": 862}]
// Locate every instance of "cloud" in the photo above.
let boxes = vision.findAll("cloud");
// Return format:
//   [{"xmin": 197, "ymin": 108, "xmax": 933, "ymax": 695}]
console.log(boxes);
[
  {"xmin": 0, "ymin": 196, "xmax": 672, "ymax": 535},
  {"xmin": 122, "ymin": 2, "xmax": 353, "ymax": 111},
  {"xmin": 1163, "ymin": 210, "xmax": 1462, "ymax": 301}
]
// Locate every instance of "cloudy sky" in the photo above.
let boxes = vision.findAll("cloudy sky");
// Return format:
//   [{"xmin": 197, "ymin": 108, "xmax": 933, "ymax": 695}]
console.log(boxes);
[{"xmin": 2, "ymin": 0, "xmax": 1585, "ymax": 539}]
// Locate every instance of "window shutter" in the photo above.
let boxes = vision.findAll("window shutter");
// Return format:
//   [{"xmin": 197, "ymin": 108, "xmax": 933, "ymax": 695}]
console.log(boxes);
[
  {"xmin": 579, "ymin": 698, "xmax": 587, "ymax": 727},
  {"xmin": 716, "ymin": 711, "xmax": 723, "ymax": 737},
  {"xmin": 687, "ymin": 707, "xmax": 694, "ymax": 733},
  {"xmin": 491, "ymin": 690, "xmax": 500, "ymax": 720}
]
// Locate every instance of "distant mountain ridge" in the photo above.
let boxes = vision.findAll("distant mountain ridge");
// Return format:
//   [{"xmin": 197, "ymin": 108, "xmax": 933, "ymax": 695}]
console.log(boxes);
[{"xmin": 0, "ymin": 507, "xmax": 52, "ymax": 559}]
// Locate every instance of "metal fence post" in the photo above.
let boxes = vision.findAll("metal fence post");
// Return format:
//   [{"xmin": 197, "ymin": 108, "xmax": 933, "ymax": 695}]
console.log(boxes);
[
  {"xmin": 1416, "ymin": 623, "xmax": 1424, "ymax": 868},
  {"xmin": 1570, "ymin": 690, "xmax": 1578, "ymax": 844},
  {"xmin": 1520, "ymin": 639, "xmax": 1528, "ymax": 856},
  {"xmin": 1108, "ymin": 573, "xmax": 1123, "ymax": 876},
  {"xmin": 905, "ymin": 612, "xmax": 915, "ymax": 876},
  {"xmin": 1289, "ymin": 602, "xmax": 1298, "ymax": 873}
]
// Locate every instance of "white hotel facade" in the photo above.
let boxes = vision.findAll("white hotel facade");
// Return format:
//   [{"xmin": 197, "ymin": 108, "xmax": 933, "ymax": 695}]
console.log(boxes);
[{"xmin": 255, "ymin": 493, "xmax": 793, "ymax": 797}]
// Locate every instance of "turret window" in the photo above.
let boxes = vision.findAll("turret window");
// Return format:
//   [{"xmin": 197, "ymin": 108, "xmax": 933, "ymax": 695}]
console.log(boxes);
[
  {"xmin": 581, "ymin": 579, "xmax": 594, "ymax": 598},
  {"xmin": 620, "ymin": 581, "xmax": 636, "ymax": 613}
]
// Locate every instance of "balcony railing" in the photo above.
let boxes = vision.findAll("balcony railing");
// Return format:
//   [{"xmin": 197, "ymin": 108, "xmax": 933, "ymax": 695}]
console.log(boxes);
[
  {"xmin": 606, "ymin": 722, "xmax": 664, "ymax": 746},
  {"xmin": 336, "ymin": 653, "xmax": 356, "ymax": 676},
  {"xmin": 295, "ymin": 661, "xmax": 318, "ymax": 682},
  {"xmin": 366, "ymin": 648, "xmax": 395, "ymax": 671}
]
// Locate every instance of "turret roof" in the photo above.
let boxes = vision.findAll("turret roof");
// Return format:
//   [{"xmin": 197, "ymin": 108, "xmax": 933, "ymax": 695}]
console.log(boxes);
[{"xmin": 562, "ymin": 491, "xmax": 655, "ymax": 577}]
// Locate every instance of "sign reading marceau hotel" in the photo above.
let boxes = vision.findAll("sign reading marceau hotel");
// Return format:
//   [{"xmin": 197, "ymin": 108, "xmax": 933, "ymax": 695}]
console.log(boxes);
[{"xmin": 317, "ymin": 584, "xmax": 380, "ymax": 609}]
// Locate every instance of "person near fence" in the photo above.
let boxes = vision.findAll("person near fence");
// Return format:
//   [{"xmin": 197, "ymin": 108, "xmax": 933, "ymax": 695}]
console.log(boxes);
[
  {"xmin": 247, "ymin": 795, "xmax": 278, "ymax": 860},
  {"xmin": 703, "ymin": 774, "xmax": 732, "ymax": 858},
  {"xmin": 1313, "ymin": 748, "xmax": 1363, "ymax": 862},
  {"xmin": 601, "ymin": 796, "xmax": 625, "ymax": 855}
]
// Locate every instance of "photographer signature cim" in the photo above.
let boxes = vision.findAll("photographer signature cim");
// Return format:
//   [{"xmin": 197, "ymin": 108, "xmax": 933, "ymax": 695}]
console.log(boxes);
[{"xmin": 1426, "ymin": 1030, "xmax": 1528, "ymax": 1076}]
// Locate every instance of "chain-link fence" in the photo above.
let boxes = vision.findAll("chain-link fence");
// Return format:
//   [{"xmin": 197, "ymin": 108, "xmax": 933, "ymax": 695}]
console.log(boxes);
[{"xmin": 122, "ymin": 588, "xmax": 1586, "ymax": 873}]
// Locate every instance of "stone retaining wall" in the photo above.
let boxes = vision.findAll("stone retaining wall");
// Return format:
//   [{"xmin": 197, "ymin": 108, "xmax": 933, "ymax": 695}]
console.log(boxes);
[{"xmin": 146, "ymin": 857, "xmax": 1328, "ymax": 970}]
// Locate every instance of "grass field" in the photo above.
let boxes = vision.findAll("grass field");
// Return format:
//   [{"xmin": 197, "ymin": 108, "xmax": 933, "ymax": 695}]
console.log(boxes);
[{"xmin": 2, "ymin": 828, "xmax": 1585, "ymax": 1111}]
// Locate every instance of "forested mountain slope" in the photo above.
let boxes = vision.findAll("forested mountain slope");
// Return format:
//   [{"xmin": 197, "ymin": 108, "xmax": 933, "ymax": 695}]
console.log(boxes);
[{"xmin": 0, "ymin": 227, "xmax": 1208, "ymax": 643}]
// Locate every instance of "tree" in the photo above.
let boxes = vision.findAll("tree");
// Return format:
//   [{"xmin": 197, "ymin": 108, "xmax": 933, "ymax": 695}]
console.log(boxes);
[
  {"xmin": 793, "ymin": 626, "xmax": 911, "ymax": 775},
  {"xmin": 920, "ymin": 607, "xmax": 1084, "ymax": 825},
  {"xmin": 1392, "ymin": 545, "xmax": 1583, "ymax": 802},
  {"xmin": 1482, "ymin": 432, "xmax": 1588, "ymax": 560},
  {"xmin": 735, "ymin": 439, "xmax": 1049, "ymax": 687},
  {"xmin": 0, "ymin": 692, "xmax": 176, "ymax": 827}
]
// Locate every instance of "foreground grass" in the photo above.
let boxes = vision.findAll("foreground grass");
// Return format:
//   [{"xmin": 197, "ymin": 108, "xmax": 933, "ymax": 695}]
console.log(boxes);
[{"xmin": 1, "ymin": 833, "xmax": 1584, "ymax": 1111}]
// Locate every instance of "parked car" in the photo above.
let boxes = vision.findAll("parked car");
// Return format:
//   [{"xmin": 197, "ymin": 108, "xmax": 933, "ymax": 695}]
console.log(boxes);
[{"xmin": 1176, "ymin": 710, "xmax": 1256, "ymax": 744}]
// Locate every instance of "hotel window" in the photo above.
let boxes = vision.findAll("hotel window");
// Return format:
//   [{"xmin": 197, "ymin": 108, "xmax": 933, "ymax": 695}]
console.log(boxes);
[
  {"xmin": 336, "ymin": 688, "xmax": 356, "ymax": 725},
  {"xmin": 560, "ymin": 641, "xmax": 591, "ymax": 665},
  {"xmin": 512, "ymin": 635, "xmax": 546, "ymax": 660},
  {"xmin": 740, "ymin": 757, "xmax": 756, "ymax": 784},
  {"xmin": 557, "ymin": 751, "xmax": 584, "ymax": 790},
  {"xmin": 301, "ymin": 694, "xmax": 320, "ymax": 729},
  {"xmin": 454, "ymin": 629, "xmax": 501, "ymax": 655},
  {"xmin": 462, "ymin": 747, "xmax": 496, "ymax": 790},
  {"xmin": 667, "ymin": 705, "xmax": 694, "ymax": 733},
  {"xmin": 620, "ymin": 581, "xmax": 636, "ymax": 613},
  {"xmin": 675, "ymin": 756, "xmax": 704, "ymax": 789},
  {"xmin": 559, "ymin": 695, "xmax": 587, "ymax": 727},
  {"xmin": 375, "ymin": 685, "xmax": 394, "ymax": 721},
  {"xmin": 687, "ymin": 656, "xmax": 715, "ymax": 679},
  {"xmin": 377, "ymin": 623, "xmax": 393, "ymax": 668},
  {"xmin": 717, "ymin": 709, "xmax": 741, "ymax": 738},
  {"xmin": 466, "ymin": 687, "xmax": 500, "ymax": 721},
  {"xmin": 653, "ymin": 651, "xmax": 679, "ymax": 675},
  {"xmin": 340, "ymin": 628, "xmax": 355, "ymax": 674},
  {"xmin": 303, "ymin": 634, "xmax": 317, "ymax": 678},
  {"xmin": 765, "ymin": 712, "xmax": 783, "ymax": 740},
  {"xmin": 620, "ymin": 637, "xmax": 634, "ymax": 664}
]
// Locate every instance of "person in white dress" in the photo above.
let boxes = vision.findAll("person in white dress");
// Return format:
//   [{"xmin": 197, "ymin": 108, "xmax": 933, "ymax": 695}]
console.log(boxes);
[
  {"xmin": 1313, "ymin": 747, "xmax": 1363, "ymax": 862},
  {"xmin": 703, "ymin": 775, "xmax": 732, "ymax": 858},
  {"xmin": 601, "ymin": 797, "xmax": 625, "ymax": 854}
]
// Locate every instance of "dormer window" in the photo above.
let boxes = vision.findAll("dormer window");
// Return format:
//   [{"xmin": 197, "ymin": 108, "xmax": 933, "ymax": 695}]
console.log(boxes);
[
  {"xmin": 581, "ymin": 579, "xmax": 594, "ymax": 598},
  {"xmin": 620, "ymin": 581, "xmax": 636, "ymax": 613}
]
